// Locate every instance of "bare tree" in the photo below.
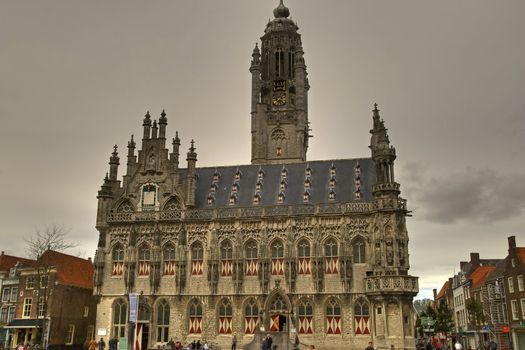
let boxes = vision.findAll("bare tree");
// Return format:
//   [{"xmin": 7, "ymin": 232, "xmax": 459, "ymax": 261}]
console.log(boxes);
[{"xmin": 25, "ymin": 224, "xmax": 77, "ymax": 259}]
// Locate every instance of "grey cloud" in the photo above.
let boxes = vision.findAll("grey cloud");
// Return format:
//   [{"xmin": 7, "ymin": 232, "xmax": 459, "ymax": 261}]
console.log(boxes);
[{"xmin": 400, "ymin": 163, "xmax": 525, "ymax": 224}]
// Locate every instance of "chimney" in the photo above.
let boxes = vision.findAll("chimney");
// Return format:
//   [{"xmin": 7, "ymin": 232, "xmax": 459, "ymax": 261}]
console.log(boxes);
[
  {"xmin": 470, "ymin": 252, "xmax": 480, "ymax": 268},
  {"xmin": 460, "ymin": 261, "xmax": 467, "ymax": 272},
  {"xmin": 433, "ymin": 288, "xmax": 437, "ymax": 300},
  {"xmin": 88, "ymin": 257, "xmax": 92, "ymax": 263},
  {"xmin": 448, "ymin": 278, "xmax": 453, "ymax": 289},
  {"xmin": 508, "ymin": 236, "xmax": 516, "ymax": 251}
]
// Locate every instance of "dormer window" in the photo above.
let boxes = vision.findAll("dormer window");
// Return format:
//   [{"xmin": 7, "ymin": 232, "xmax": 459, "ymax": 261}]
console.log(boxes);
[
  {"xmin": 229, "ymin": 195, "xmax": 237, "ymax": 205},
  {"xmin": 303, "ymin": 191, "xmax": 310, "ymax": 202},
  {"xmin": 213, "ymin": 170, "xmax": 221, "ymax": 182},
  {"xmin": 281, "ymin": 167, "xmax": 288, "ymax": 179},
  {"xmin": 304, "ymin": 179, "xmax": 311, "ymax": 190},
  {"xmin": 329, "ymin": 178, "xmax": 336, "ymax": 188},
  {"xmin": 279, "ymin": 180, "xmax": 287, "ymax": 191},
  {"xmin": 355, "ymin": 177, "xmax": 361, "ymax": 188},
  {"xmin": 278, "ymin": 192, "xmax": 285, "ymax": 203},
  {"xmin": 234, "ymin": 170, "xmax": 242, "ymax": 182},
  {"xmin": 330, "ymin": 164, "xmax": 336, "ymax": 177},
  {"xmin": 232, "ymin": 183, "xmax": 239, "ymax": 193},
  {"xmin": 207, "ymin": 195, "xmax": 214, "ymax": 206},
  {"xmin": 355, "ymin": 189, "xmax": 361, "ymax": 200},
  {"xmin": 210, "ymin": 183, "xmax": 217, "ymax": 193},
  {"xmin": 329, "ymin": 190, "xmax": 336, "ymax": 201},
  {"xmin": 253, "ymin": 194, "xmax": 261, "ymax": 205},
  {"xmin": 257, "ymin": 169, "xmax": 264, "ymax": 181},
  {"xmin": 255, "ymin": 182, "xmax": 263, "ymax": 192},
  {"xmin": 354, "ymin": 163, "xmax": 361, "ymax": 176},
  {"xmin": 305, "ymin": 166, "xmax": 312, "ymax": 177}
]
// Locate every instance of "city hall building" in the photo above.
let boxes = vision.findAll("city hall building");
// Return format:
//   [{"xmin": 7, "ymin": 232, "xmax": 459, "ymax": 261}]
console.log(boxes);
[{"xmin": 93, "ymin": 1, "xmax": 419, "ymax": 349}]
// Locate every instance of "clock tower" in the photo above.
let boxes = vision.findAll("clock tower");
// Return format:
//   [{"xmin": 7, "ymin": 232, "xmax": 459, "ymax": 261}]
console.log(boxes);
[{"xmin": 250, "ymin": 0, "xmax": 310, "ymax": 165}]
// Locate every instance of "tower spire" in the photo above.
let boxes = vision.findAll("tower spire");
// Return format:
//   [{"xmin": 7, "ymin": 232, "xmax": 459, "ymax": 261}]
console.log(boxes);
[{"xmin": 108, "ymin": 145, "xmax": 120, "ymax": 181}]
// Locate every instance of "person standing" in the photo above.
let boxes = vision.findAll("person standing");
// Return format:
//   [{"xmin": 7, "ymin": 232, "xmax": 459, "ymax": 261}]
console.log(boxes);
[
  {"xmin": 231, "ymin": 335, "xmax": 237, "ymax": 350},
  {"xmin": 365, "ymin": 341, "xmax": 374, "ymax": 350},
  {"xmin": 97, "ymin": 338, "xmax": 106, "ymax": 350},
  {"xmin": 109, "ymin": 337, "xmax": 118, "ymax": 350}
]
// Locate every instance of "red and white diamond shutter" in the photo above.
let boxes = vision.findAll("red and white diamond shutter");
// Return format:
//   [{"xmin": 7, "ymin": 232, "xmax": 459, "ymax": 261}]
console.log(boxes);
[
  {"xmin": 245, "ymin": 240, "xmax": 258, "ymax": 276},
  {"xmin": 189, "ymin": 299, "xmax": 203, "ymax": 334},
  {"xmin": 354, "ymin": 301, "xmax": 370, "ymax": 335},
  {"xmin": 271, "ymin": 240, "xmax": 285, "ymax": 276},
  {"xmin": 112, "ymin": 245, "xmax": 124, "ymax": 276},
  {"xmin": 138, "ymin": 245, "xmax": 151, "ymax": 276},
  {"xmin": 326, "ymin": 299, "xmax": 342, "ymax": 335},
  {"xmin": 297, "ymin": 239, "xmax": 311, "ymax": 275},
  {"xmin": 163, "ymin": 244, "xmax": 176, "ymax": 276},
  {"xmin": 220, "ymin": 240, "xmax": 233, "ymax": 277},
  {"xmin": 324, "ymin": 238, "xmax": 338, "ymax": 274},
  {"xmin": 298, "ymin": 299, "xmax": 313, "ymax": 334},
  {"xmin": 191, "ymin": 242, "xmax": 204, "ymax": 276},
  {"xmin": 244, "ymin": 299, "xmax": 259, "ymax": 334},
  {"xmin": 218, "ymin": 299, "xmax": 233, "ymax": 334}
]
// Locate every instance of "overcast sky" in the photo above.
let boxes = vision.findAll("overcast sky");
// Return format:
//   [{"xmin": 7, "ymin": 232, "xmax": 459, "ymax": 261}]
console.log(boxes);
[{"xmin": 1, "ymin": 0, "xmax": 524, "ymax": 299}]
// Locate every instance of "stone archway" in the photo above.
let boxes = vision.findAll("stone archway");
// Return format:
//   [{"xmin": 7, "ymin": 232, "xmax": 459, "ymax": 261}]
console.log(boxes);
[{"xmin": 265, "ymin": 292, "xmax": 291, "ymax": 332}]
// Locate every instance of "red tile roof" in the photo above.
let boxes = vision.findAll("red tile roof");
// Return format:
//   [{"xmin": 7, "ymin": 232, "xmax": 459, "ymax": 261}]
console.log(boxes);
[
  {"xmin": 35, "ymin": 250, "xmax": 93, "ymax": 289},
  {"xmin": 470, "ymin": 265, "xmax": 496, "ymax": 289},
  {"xmin": 436, "ymin": 280, "xmax": 449, "ymax": 299},
  {"xmin": 516, "ymin": 248, "xmax": 525, "ymax": 265},
  {"xmin": 0, "ymin": 253, "xmax": 34, "ymax": 273}
]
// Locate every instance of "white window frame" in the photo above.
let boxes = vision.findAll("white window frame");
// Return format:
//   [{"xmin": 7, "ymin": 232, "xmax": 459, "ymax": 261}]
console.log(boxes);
[
  {"xmin": 7, "ymin": 306, "xmax": 16, "ymax": 322},
  {"xmin": 87, "ymin": 325, "xmax": 95, "ymax": 341},
  {"xmin": 508, "ymin": 277, "xmax": 515, "ymax": 293},
  {"xmin": 0, "ymin": 307, "xmax": 7, "ymax": 322},
  {"xmin": 66, "ymin": 324, "xmax": 75, "ymax": 345},
  {"xmin": 84, "ymin": 306, "xmax": 89, "ymax": 317},
  {"xmin": 23, "ymin": 298, "xmax": 32, "ymax": 318},
  {"xmin": 40, "ymin": 275, "xmax": 49, "ymax": 289},
  {"xmin": 521, "ymin": 298, "xmax": 525, "ymax": 319},
  {"xmin": 2, "ymin": 288, "xmax": 10, "ymax": 302},
  {"xmin": 26, "ymin": 276, "xmax": 35, "ymax": 289},
  {"xmin": 10, "ymin": 287, "xmax": 18, "ymax": 302},
  {"xmin": 38, "ymin": 297, "xmax": 45, "ymax": 318},
  {"xmin": 518, "ymin": 275, "xmax": 524, "ymax": 292},
  {"xmin": 511, "ymin": 299, "xmax": 519, "ymax": 320}
]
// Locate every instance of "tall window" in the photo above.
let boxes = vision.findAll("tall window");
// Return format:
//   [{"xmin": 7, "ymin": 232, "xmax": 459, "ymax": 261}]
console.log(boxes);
[
  {"xmin": 326, "ymin": 299, "xmax": 341, "ymax": 335},
  {"xmin": 38, "ymin": 297, "xmax": 45, "ymax": 318},
  {"xmin": 353, "ymin": 238, "xmax": 366, "ymax": 263},
  {"xmin": 7, "ymin": 306, "xmax": 15, "ymax": 322},
  {"xmin": 191, "ymin": 242, "xmax": 204, "ymax": 275},
  {"xmin": 0, "ymin": 307, "xmax": 6, "ymax": 323},
  {"xmin": 354, "ymin": 300, "xmax": 370, "ymax": 335},
  {"xmin": 141, "ymin": 183, "xmax": 157, "ymax": 211},
  {"xmin": 10, "ymin": 287, "xmax": 18, "ymax": 302},
  {"xmin": 2, "ymin": 288, "xmax": 9, "ymax": 302},
  {"xmin": 271, "ymin": 240, "xmax": 284, "ymax": 275},
  {"xmin": 87, "ymin": 325, "xmax": 95, "ymax": 341},
  {"xmin": 244, "ymin": 299, "xmax": 259, "ymax": 334},
  {"xmin": 156, "ymin": 300, "xmax": 170, "ymax": 343},
  {"xmin": 511, "ymin": 300, "xmax": 519, "ymax": 320},
  {"xmin": 518, "ymin": 275, "xmax": 524, "ymax": 292},
  {"xmin": 189, "ymin": 299, "xmax": 203, "ymax": 334},
  {"xmin": 113, "ymin": 300, "xmax": 127, "ymax": 338},
  {"xmin": 509, "ymin": 277, "xmax": 515, "ymax": 293},
  {"xmin": 245, "ymin": 240, "xmax": 258, "ymax": 276},
  {"xmin": 297, "ymin": 239, "xmax": 311, "ymax": 274},
  {"xmin": 40, "ymin": 275, "xmax": 49, "ymax": 288},
  {"xmin": 112, "ymin": 244, "xmax": 125, "ymax": 276},
  {"xmin": 66, "ymin": 325, "xmax": 75, "ymax": 345},
  {"xmin": 521, "ymin": 299, "xmax": 525, "ymax": 319},
  {"xmin": 26, "ymin": 276, "xmax": 35, "ymax": 289},
  {"xmin": 163, "ymin": 244, "xmax": 176, "ymax": 276},
  {"xmin": 275, "ymin": 49, "xmax": 284, "ymax": 77},
  {"xmin": 288, "ymin": 52, "xmax": 295, "ymax": 78},
  {"xmin": 218, "ymin": 299, "xmax": 233, "ymax": 334},
  {"xmin": 298, "ymin": 299, "xmax": 313, "ymax": 334},
  {"xmin": 23, "ymin": 298, "xmax": 32, "ymax": 318},
  {"xmin": 138, "ymin": 245, "xmax": 151, "ymax": 276},
  {"xmin": 221, "ymin": 241, "xmax": 233, "ymax": 277},
  {"xmin": 325, "ymin": 239, "xmax": 339, "ymax": 274}
]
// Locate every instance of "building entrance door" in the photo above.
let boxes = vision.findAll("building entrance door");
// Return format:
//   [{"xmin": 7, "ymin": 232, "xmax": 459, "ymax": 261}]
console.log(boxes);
[
  {"xmin": 268, "ymin": 294, "xmax": 288, "ymax": 332},
  {"xmin": 134, "ymin": 323, "xmax": 149, "ymax": 350}
]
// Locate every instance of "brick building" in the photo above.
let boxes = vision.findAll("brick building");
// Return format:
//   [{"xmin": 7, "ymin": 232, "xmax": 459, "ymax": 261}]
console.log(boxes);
[
  {"xmin": 6, "ymin": 250, "xmax": 97, "ymax": 350},
  {"xmin": 93, "ymin": 1, "xmax": 419, "ymax": 350},
  {"xmin": 504, "ymin": 236, "xmax": 525, "ymax": 349}
]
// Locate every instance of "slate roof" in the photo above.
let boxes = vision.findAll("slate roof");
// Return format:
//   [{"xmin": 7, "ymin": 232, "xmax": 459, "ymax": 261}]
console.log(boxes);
[
  {"xmin": 469, "ymin": 265, "xmax": 496, "ymax": 289},
  {"xmin": 34, "ymin": 250, "xmax": 93, "ymax": 290},
  {"xmin": 486, "ymin": 258, "xmax": 507, "ymax": 282},
  {"xmin": 191, "ymin": 158, "xmax": 375, "ymax": 209}
]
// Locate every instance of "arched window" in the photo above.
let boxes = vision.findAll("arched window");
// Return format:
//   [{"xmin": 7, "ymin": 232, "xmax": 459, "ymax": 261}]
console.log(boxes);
[
  {"xmin": 269, "ymin": 295, "xmax": 287, "ymax": 332},
  {"xmin": 275, "ymin": 48, "xmax": 284, "ymax": 77},
  {"xmin": 354, "ymin": 300, "xmax": 370, "ymax": 335},
  {"xmin": 138, "ymin": 245, "xmax": 151, "ymax": 276},
  {"xmin": 298, "ymin": 299, "xmax": 313, "ymax": 334},
  {"xmin": 163, "ymin": 244, "xmax": 176, "ymax": 276},
  {"xmin": 156, "ymin": 300, "xmax": 170, "ymax": 343},
  {"xmin": 220, "ymin": 240, "xmax": 233, "ymax": 277},
  {"xmin": 141, "ymin": 183, "xmax": 158, "ymax": 211},
  {"xmin": 117, "ymin": 200, "xmax": 134, "ymax": 213},
  {"xmin": 324, "ymin": 239, "xmax": 339, "ymax": 274},
  {"xmin": 326, "ymin": 299, "xmax": 341, "ymax": 335},
  {"xmin": 244, "ymin": 299, "xmax": 259, "ymax": 334},
  {"xmin": 112, "ymin": 300, "xmax": 127, "ymax": 338},
  {"xmin": 191, "ymin": 242, "xmax": 204, "ymax": 275},
  {"xmin": 288, "ymin": 51, "xmax": 295, "ymax": 78},
  {"xmin": 271, "ymin": 240, "xmax": 284, "ymax": 275},
  {"xmin": 164, "ymin": 197, "xmax": 181, "ymax": 211},
  {"xmin": 297, "ymin": 239, "xmax": 311, "ymax": 274},
  {"xmin": 353, "ymin": 238, "xmax": 366, "ymax": 264},
  {"xmin": 245, "ymin": 240, "xmax": 258, "ymax": 276},
  {"xmin": 218, "ymin": 299, "xmax": 233, "ymax": 334},
  {"xmin": 189, "ymin": 299, "xmax": 203, "ymax": 334},
  {"xmin": 112, "ymin": 244, "xmax": 124, "ymax": 276}
]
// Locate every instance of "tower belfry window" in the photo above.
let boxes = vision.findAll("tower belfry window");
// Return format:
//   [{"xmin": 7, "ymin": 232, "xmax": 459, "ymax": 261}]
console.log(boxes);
[
  {"xmin": 288, "ymin": 52, "xmax": 295, "ymax": 78},
  {"xmin": 275, "ymin": 49, "xmax": 284, "ymax": 77}
]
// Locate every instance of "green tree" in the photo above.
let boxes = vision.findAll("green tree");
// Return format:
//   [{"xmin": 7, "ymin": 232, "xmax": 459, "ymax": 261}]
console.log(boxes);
[
  {"xmin": 466, "ymin": 298, "xmax": 485, "ymax": 327},
  {"xmin": 435, "ymin": 299, "xmax": 455, "ymax": 333}
]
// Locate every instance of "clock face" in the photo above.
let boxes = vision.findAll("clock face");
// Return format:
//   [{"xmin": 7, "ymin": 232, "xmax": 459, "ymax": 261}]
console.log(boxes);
[{"xmin": 272, "ymin": 93, "xmax": 286, "ymax": 106}]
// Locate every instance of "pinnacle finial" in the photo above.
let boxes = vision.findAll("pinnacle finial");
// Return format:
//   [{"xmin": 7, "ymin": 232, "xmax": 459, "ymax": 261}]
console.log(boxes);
[
  {"xmin": 190, "ymin": 139, "xmax": 195, "ymax": 150},
  {"xmin": 113, "ymin": 144, "xmax": 118, "ymax": 154},
  {"xmin": 161, "ymin": 109, "xmax": 166, "ymax": 117},
  {"xmin": 273, "ymin": 0, "xmax": 290, "ymax": 18}
]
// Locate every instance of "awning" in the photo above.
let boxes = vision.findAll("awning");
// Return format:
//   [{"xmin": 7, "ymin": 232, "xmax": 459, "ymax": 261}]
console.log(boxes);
[{"xmin": 4, "ymin": 319, "xmax": 41, "ymax": 329}]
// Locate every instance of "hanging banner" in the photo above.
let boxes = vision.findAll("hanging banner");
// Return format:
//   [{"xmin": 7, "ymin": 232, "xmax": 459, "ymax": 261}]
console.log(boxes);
[{"xmin": 129, "ymin": 293, "xmax": 139, "ymax": 323}]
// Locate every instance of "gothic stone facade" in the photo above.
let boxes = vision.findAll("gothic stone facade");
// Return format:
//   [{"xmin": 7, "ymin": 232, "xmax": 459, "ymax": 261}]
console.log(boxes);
[{"xmin": 93, "ymin": 2, "xmax": 419, "ymax": 350}]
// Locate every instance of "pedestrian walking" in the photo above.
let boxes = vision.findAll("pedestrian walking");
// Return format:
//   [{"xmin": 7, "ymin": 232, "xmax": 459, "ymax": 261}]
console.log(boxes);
[
  {"xmin": 97, "ymin": 338, "xmax": 106, "ymax": 350},
  {"xmin": 109, "ymin": 337, "xmax": 118, "ymax": 350},
  {"xmin": 365, "ymin": 341, "xmax": 374, "ymax": 350},
  {"xmin": 231, "ymin": 335, "xmax": 237, "ymax": 350}
]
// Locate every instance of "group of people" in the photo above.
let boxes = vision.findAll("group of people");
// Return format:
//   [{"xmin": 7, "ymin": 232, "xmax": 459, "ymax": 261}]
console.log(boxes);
[{"xmin": 85, "ymin": 337, "xmax": 118, "ymax": 350}]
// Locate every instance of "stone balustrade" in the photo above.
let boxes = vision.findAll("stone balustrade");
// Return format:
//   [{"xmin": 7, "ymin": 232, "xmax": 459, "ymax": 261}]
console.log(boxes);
[{"xmin": 364, "ymin": 275, "xmax": 419, "ymax": 295}]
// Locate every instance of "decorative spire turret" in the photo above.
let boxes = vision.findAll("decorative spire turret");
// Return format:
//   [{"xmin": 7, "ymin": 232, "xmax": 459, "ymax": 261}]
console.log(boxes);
[
  {"xmin": 158, "ymin": 109, "xmax": 167, "ymax": 139},
  {"xmin": 369, "ymin": 103, "xmax": 399, "ymax": 198},
  {"xmin": 108, "ymin": 145, "xmax": 119, "ymax": 181},
  {"xmin": 186, "ymin": 140, "xmax": 198, "ymax": 207},
  {"xmin": 127, "ymin": 134, "xmax": 136, "ymax": 173},
  {"xmin": 273, "ymin": 0, "xmax": 290, "ymax": 18},
  {"xmin": 143, "ymin": 111, "xmax": 152, "ymax": 139},
  {"xmin": 151, "ymin": 120, "xmax": 158, "ymax": 139},
  {"xmin": 97, "ymin": 173, "xmax": 113, "ymax": 198},
  {"xmin": 170, "ymin": 131, "xmax": 181, "ymax": 169}
]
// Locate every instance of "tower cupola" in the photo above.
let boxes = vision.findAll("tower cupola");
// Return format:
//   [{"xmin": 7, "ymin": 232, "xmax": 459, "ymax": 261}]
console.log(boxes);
[{"xmin": 273, "ymin": 0, "xmax": 290, "ymax": 18}]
